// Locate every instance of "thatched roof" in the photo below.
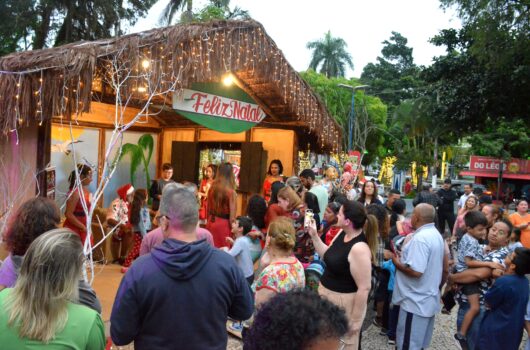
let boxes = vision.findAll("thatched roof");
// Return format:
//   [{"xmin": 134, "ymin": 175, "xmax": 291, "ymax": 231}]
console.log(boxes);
[{"xmin": 0, "ymin": 20, "xmax": 341, "ymax": 151}]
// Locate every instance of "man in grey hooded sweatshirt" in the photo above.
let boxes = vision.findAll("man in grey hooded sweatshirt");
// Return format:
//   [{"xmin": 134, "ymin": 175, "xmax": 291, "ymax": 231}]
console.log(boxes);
[{"xmin": 111, "ymin": 185, "xmax": 254, "ymax": 350}]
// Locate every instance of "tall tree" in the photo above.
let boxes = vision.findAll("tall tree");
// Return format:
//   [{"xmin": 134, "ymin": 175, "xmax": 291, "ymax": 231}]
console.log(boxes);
[
  {"xmin": 360, "ymin": 32, "xmax": 421, "ymax": 111},
  {"xmin": 160, "ymin": 0, "xmax": 248, "ymax": 24},
  {"xmin": 468, "ymin": 119, "xmax": 530, "ymax": 160},
  {"xmin": 388, "ymin": 93, "xmax": 457, "ymax": 183},
  {"xmin": 299, "ymin": 70, "xmax": 387, "ymax": 164},
  {"xmin": 306, "ymin": 31, "xmax": 354, "ymax": 78},
  {"xmin": 0, "ymin": 0, "xmax": 35, "ymax": 55},
  {"xmin": 0, "ymin": 0, "xmax": 157, "ymax": 53},
  {"xmin": 160, "ymin": 0, "xmax": 194, "ymax": 25},
  {"xmin": 423, "ymin": 0, "xmax": 530, "ymax": 130}
]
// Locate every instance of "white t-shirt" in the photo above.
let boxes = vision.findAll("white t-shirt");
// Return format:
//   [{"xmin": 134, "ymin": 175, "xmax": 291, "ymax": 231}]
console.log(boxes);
[
  {"xmin": 458, "ymin": 193, "xmax": 471, "ymax": 208},
  {"xmin": 310, "ymin": 185, "xmax": 328, "ymax": 222}
]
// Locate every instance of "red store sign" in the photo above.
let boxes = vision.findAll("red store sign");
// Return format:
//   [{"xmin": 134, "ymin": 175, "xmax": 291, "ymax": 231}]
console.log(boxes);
[{"xmin": 470, "ymin": 156, "xmax": 530, "ymax": 174}]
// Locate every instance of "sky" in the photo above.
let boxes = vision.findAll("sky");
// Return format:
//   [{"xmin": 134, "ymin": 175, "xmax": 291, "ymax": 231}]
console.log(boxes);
[{"xmin": 131, "ymin": 0, "xmax": 462, "ymax": 78}]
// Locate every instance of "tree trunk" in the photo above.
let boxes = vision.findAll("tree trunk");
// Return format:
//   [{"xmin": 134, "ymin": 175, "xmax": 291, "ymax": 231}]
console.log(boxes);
[
  {"xmin": 33, "ymin": 5, "xmax": 53, "ymax": 49},
  {"xmin": 55, "ymin": 2, "xmax": 74, "ymax": 46},
  {"xmin": 417, "ymin": 166, "xmax": 423, "ymax": 190},
  {"xmin": 432, "ymin": 136, "xmax": 438, "ymax": 188}
]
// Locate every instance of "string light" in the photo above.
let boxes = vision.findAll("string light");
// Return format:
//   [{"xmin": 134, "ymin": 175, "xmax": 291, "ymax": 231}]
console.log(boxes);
[{"xmin": 1, "ymin": 23, "xmax": 340, "ymax": 152}]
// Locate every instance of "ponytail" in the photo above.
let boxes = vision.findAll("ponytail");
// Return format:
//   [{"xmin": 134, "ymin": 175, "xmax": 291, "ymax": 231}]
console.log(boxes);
[
  {"xmin": 390, "ymin": 212, "xmax": 399, "ymax": 228},
  {"xmin": 364, "ymin": 214, "xmax": 379, "ymax": 265}
]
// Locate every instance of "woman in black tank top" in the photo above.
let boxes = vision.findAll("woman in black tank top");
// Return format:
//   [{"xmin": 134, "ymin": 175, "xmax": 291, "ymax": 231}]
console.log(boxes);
[{"xmin": 308, "ymin": 200, "xmax": 376, "ymax": 350}]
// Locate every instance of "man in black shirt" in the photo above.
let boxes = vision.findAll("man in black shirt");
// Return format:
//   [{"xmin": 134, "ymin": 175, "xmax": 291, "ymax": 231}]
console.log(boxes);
[
  {"xmin": 385, "ymin": 189, "xmax": 401, "ymax": 215},
  {"xmin": 150, "ymin": 163, "xmax": 176, "ymax": 211},
  {"xmin": 436, "ymin": 178, "xmax": 457, "ymax": 235},
  {"xmin": 413, "ymin": 184, "xmax": 442, "ymax": 232}
]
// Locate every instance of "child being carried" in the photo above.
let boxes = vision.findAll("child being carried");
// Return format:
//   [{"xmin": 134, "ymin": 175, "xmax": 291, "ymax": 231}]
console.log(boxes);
[{"xmin": 453, "ymin": 211, "xmax": 503, "ymax": 349}]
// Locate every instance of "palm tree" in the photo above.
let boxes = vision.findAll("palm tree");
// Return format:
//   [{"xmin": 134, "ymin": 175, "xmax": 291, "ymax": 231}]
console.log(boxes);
[
  {"xmin": 118, "ymin": 134, "xmax": 154, "ymax": 189},
  {"xmin": 306, "ymin": 31, "xmax": 354, "ymax": 78},
  {"xmin": 160, "ymin": 0, "xmax": 193, "ymax": 25},
  {"xmin": 161, "ymin": 0, "xmax": 245, "ymax": 25}
]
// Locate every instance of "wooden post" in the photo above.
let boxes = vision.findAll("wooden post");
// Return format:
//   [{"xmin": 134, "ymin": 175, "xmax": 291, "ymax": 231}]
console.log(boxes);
[{"xmin": 36, "ymin": 120, "xmax": 51, "ymax": 196}]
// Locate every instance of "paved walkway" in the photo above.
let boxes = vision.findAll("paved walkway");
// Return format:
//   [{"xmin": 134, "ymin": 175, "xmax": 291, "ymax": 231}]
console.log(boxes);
[
  {"xmin": 95, "ymin": 264, "xmax": 528, "ymax": 350},
  {"xmin": 226, "ymin": 311, "xmax": 460, "ymax": 350}
]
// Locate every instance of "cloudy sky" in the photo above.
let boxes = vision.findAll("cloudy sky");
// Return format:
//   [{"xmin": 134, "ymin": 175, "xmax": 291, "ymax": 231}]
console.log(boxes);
[{"xmin": 132, "ymin": 0, "xmax": 462, "ymax": 78}]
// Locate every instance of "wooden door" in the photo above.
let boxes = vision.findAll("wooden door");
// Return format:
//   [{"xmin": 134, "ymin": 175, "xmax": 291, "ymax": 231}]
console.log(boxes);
[
  {"xmin": 171, "ymin": 141, "xmax": 199, "ymax": 183},
  {"xmin": 239, "ymin": 142, "xmax": 263, "ymax": 194}
]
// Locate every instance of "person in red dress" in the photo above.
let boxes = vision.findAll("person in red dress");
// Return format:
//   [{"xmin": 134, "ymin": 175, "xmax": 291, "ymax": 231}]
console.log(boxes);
[
  {"xmin": 404, "ymin": 178, "xmax": 412, "ymax": 195},
  {"xmin": 198, "ymin": 164, "xmax": 217, "ymax": 224},
  {"xmin": 206, "ymin": 163, "xmax": 237, "ymax": 248},
  {"xmin": 63, "ymin": 164, "xmax": 93, "ymax": 244},
  {"xmin": 262, "ymin": 160, "xmax": 284, "ymax": 203}
]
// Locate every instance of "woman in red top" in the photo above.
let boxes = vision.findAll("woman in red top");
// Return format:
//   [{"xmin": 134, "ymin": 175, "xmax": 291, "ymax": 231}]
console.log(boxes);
[
  {"xmin": 206, "ymin": 162, "xmax": 237, "ymax": 248},
  {"xmin": 198, "ymin": 164, "xmax": 217, "ymax": 224},
  {"xmin": 262, "ymin": 160, "xmax": 284, "ymax": 203},
  {"xmin": 63, "ymin": 164, "xmax": 93, "ymax": 244}
]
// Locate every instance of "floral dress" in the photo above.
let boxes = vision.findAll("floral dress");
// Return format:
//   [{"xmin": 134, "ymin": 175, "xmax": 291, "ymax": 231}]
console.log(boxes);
[{"xmin": 252, "ymin": 260, "xmax": 305, "ymax": 294}]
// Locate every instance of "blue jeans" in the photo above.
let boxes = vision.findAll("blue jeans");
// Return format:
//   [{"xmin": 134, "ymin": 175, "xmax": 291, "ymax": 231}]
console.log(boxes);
[{"xmin": 456, "ymin": 302, "xmax": 486, "ymax": 350}]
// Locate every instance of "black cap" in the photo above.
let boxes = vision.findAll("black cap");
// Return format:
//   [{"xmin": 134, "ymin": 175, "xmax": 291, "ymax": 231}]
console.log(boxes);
[{"xmin": 444, "ymin": 178, "xmax": 452, "ymax": 184}]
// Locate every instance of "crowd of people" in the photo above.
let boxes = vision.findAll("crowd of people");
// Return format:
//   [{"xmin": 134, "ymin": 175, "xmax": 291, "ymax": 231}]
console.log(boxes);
[{"xmin": 0, "ymin": 159, "xmax": 529, "ymax": 350}]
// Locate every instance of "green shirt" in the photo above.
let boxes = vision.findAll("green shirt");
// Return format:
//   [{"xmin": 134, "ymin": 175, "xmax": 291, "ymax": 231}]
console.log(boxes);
[{"xmin": 0, "ymin": 289, "xmax": 106, "ymax": 350}]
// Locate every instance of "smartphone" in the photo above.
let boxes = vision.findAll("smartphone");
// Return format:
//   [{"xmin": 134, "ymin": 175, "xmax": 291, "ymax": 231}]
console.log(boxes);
[{"xmin": 304, "ymin": 209, "xmax": 314, "ymax": 228}]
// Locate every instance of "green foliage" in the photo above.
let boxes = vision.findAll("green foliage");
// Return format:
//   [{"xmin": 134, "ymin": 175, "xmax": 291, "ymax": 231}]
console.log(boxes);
[
  {"xmin": 468, "ymin": 119, "xmax": 530, "ymax": 159},
  {"xmin": 161, "ymin": 0, "xmax": 249, "ymax": 25},
  {"xmin": 424, "ymin": 0, "xmax": 530, "ymax": 130},
  {"xmin": 360, "ymin": 32, "xmax": 422, "ymax": 111},
  {"xmin": 194, "ymin": 4, "xmax": 249, "ymax": 22},
  {"xmin": 161, "ymin": 0, "xmax": 193, "ymax": 24},
  {"xmin": 0, "ymin": 0, "xmax": 34, "ymax": 55},
  {"xmin": 389, "ymin": 94, "xmax": 458, "ymax": 175},
  {"xmin": 118, "ymin": 134, "xmax": 154, "ymax": 189},
  {"xmin": 299, "ymin": 70, "xmax": 387, "ymax": 163},
  {"xmin": 306, "ymin": 31, "xmax": 354, "ymax": 78},
  {"xmin": 0, "ymin": 0, "xmax": 158, "ymax": 53}
]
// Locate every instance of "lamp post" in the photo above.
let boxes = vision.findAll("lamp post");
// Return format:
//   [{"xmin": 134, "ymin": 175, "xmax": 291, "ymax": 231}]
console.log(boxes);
[{"xmin": 338, "ymin": 84, "xmax": 370, "ymax": 151}]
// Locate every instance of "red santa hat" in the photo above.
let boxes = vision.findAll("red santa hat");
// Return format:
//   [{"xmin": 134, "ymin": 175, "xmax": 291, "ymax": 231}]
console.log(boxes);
[{"xmin": 117, "ymin": 184, "xmax": 134, "ymax": 201}]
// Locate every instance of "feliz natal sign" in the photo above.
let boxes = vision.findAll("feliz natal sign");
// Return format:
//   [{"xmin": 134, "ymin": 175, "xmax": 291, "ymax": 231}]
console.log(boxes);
[{"xmin": 172, "ymin": 82, "xmax": 266, "ymax": 133}]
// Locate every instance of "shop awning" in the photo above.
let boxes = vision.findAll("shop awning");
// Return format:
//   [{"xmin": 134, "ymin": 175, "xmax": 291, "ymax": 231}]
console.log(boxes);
[{"xmin": 460, "ymin": 170, "xmax": 530, "ymax": 180}]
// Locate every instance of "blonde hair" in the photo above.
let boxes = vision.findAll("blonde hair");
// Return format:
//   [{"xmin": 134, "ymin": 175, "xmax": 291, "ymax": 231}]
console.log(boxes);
[
  {"xmin": 267, "ymin": 217, "xmax": 296, "ymax": 252},
  {"xmin": 277, "ymin": 186, "xmax": 303, "ymax": 211},
  {"xmin": 5, "ymin": 228, "xmax": 83, "ymax": 342},
  {"xmin": 364, "ymin": 214, "xmax": 379, "ymax": 265}
]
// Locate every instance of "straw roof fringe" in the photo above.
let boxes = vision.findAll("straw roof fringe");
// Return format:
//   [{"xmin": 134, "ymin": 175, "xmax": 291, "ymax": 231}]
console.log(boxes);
[{"xmin": 0, "ymin": 20, "xmax": 342, "ymax": 151}]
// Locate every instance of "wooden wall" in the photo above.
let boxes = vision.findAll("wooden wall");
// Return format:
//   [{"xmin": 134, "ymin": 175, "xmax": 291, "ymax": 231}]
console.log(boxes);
[
  {"xmin": 0, "ymin": 122, "xmax": 41, "ymax": 259},
  {"xmin": 64, "ymin": 102, "xmax": 161, "ymax": 128},
  {"xmin": 251, "ymin": 128, "xmax": 295, "ymax": 177}
]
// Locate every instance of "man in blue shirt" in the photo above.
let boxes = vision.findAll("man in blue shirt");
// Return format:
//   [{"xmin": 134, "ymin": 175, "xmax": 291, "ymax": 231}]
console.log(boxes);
[{"xmin": 392, "ymin": 203, "xmax": 447, "ymax": 350}]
